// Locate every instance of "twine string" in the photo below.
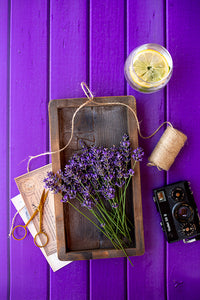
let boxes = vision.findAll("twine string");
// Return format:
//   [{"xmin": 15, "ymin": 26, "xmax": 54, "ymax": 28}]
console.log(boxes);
[
  {"xmin": 27, "ymin": 82, "xmax": 94, "ymax": 172},
  {"xmin": 26, "ymin": 82, "xmax": 184, "ymax": 172},
  {"xmin": 81, "ymin": 84, "xmax": 173, "ymax": 141},
  {"xmin": 89, "ymin": 98, "xmax": 173, "ymax": 139}
]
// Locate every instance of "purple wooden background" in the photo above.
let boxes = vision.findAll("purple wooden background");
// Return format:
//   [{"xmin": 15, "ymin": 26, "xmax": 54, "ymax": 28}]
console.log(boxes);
[{"xmin": 1, "ymin": 0, "xmax": 200, "ymax": 299}]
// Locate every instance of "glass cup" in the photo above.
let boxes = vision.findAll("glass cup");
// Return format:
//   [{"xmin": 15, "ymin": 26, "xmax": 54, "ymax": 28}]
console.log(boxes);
[{"xmin": 124, "ymin": 43, "xmax": 173, "ymax": 93}]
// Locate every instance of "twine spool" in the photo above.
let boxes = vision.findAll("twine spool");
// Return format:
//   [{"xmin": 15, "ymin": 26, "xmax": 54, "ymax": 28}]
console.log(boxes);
[{"xmin": 148, "ymin": 126, "xmax": 187, "ymax": 171}]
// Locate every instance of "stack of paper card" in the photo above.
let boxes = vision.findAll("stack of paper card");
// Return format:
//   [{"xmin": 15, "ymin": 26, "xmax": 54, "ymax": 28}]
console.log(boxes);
[{"xmin": 11, "ymin": 164, "xmax": 71, "ymax": 272}]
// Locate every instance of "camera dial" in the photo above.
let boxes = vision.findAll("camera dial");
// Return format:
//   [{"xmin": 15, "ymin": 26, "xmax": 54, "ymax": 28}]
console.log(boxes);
[
  {"xmin": 181, "ymin": 223, "xmax": 196, "ymax": 237},
  {"xmin": 171, "ymin": 187, "xmax": 184, "ymax": 201},
  {"xmin": 173, "ymin": 203, "xmax": 194, "ymax": 222}
]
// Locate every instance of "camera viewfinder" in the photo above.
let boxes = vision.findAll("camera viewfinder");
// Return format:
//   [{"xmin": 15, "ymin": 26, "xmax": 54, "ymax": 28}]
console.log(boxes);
[{"xmin": 157, "ymin": 191, "xmax": 166, "ymax": 202}]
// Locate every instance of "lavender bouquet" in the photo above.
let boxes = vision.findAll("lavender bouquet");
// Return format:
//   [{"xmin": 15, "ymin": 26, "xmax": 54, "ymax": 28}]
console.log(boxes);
[{"xmin": 44, "ymin": 134, "xmax": 144, "ymax": 264}]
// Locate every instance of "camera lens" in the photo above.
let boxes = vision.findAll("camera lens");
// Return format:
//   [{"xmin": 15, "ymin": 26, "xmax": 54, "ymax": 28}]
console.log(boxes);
[
  {"xmin": 173, "ymin": 203, "xmax": 194, "ymax": 222},
  {"xmin": 171, "ymin": 187, "xmax": 184, "ymax": 201}
]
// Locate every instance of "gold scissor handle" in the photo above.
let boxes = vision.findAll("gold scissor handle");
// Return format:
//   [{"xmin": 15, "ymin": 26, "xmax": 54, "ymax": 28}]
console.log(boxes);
[
  {"xmin": 11, "ymin": 197, "xmax": 41, "ymax": 241},
  {"xmin": 34, "ymin": 231, "xmax": 49, "ymax": 248},
  {"xmin": 12, "ymin": 224, "xmax": 28, "ymax": 241},
  {"xmin": 11, "ymin": 189, "xmax": 49, "ymax": 247}
]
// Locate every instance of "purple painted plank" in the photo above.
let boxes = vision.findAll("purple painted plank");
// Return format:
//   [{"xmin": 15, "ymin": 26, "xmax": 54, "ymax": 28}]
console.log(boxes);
[
  {"xmin": 90, "ymin": 0, "xmax": 126, "ymax": 97},
  {"xmin": 10, "ymin": 1, "xmax": 49, "ymax": 299},
  {"xmin": 90, "ymin": 259, "xmax": 126, "ymax": 300},
  {"xmin": 0, "ymin": 1, "xmax": 9, "ymax": 299},
  {"xmin": 7, "ymin": 1, "xmax": 200, "ymax": 299},
  {"xmin": 167, "ymin": 1, "xmax": 200, "ymax": 299},
  {"xmin": 49, "ymin": 1, "xmax": 89, "ymax": 299},
  {"xmin": 89, "ymin": 1, "xmax": 127, "ymax": 299},
  {"xmin": 50, "ymin": 0, "xmax": 89, "ymax": 99},
  {"xmin": 127, "ymin": 0, "xmax": 166, "ymax": 299}
]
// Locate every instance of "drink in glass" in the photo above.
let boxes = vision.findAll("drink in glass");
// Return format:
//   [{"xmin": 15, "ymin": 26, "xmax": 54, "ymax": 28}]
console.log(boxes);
[{"xmin": 124, "ymin": 43, "xmax": 173, "ymax": 93}]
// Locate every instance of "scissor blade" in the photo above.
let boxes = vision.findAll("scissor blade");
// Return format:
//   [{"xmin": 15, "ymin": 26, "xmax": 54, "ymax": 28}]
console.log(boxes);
[
  {"xmin": 37, "ymin": 189, "xmax": 46, "ymax": 209},
  {"xmin": 43, "ymin": 190, "xmax": 49, "ymax": 204},
  {"xmin": 40, "ymin": 189, "xmax": 49, "ymax": 207}
]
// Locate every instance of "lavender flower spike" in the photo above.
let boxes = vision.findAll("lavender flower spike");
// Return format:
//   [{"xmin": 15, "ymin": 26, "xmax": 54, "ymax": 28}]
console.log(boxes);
[
  {"xmin": 43, "ymin": 133, "xmax": 144, "ymax": 266},
  {"xmin": 132, "ymin": 147, "xmax": 144, "ymax": 162}
]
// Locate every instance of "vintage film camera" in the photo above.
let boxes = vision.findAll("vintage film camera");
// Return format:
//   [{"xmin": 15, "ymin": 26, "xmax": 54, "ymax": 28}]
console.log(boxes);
[{"xmin": 153, "ymin": 181, "xmax": 200, "ymax": 243}]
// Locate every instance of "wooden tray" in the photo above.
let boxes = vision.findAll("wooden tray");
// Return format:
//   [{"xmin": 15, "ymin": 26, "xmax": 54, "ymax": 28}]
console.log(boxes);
[{"xmin": 49, "ymin": 96, "xmax": 145, "ymax": 261}]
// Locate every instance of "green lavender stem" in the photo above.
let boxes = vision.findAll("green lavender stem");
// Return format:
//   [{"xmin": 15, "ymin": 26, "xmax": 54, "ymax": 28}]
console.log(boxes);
[{"xmin": 67, "ymin": 200, "xmax": 119, "ymax": 249}]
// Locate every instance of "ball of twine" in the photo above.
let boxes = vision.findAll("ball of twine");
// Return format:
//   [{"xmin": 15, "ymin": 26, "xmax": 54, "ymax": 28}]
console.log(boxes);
[{"xmin": 148, "ymin": 126, "xmax": 187, "ymax": 171}]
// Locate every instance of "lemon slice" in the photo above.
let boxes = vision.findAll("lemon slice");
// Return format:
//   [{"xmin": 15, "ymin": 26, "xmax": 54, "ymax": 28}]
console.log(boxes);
[{"xmin": 129, "ymin": 49, "xmax": 170, "ymax": 88}]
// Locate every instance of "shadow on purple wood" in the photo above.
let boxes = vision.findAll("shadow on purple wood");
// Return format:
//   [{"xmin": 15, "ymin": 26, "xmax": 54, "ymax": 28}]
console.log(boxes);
[
  {"xmin": 10, "ymin": 2, "xmax": 49, "ymax": 300},
  {"xmin": 0, "ymin": 1, "xmax": 9, "ymax": 299},
  {"xmin": 167, "ymin": 0, "xmax": 200, "ymax": 299}
]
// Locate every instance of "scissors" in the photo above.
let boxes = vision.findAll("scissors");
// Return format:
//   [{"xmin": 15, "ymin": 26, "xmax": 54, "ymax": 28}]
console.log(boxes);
[{"xmin": 12, "ymin": 189, "xmax": 49, "ymax": 248}]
